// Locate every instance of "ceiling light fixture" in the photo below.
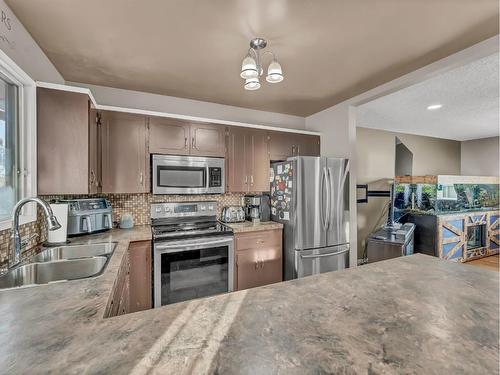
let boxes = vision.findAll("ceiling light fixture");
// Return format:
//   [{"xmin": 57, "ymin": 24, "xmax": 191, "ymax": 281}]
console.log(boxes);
[
  {"xmin": 240, "ymin": 38, "xmax": 283, "ymax": 90},
  {"xmin": 427, "ymin": 104, "xmax": 443, "ymax": 110}
]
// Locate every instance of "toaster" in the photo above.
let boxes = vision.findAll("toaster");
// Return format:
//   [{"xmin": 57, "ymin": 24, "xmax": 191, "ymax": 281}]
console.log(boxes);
[{"xmin": 220, "ymin": 206, "xmax": 245, "ymax": 223}]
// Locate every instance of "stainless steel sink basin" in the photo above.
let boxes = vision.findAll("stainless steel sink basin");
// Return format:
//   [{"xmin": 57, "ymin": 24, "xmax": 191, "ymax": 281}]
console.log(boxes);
[
  {"xmin": 0, "ymin": 256, "xmax": 109, "ymax": 290},
  {"xmin": 32, "ymin": 242, "xmax": 117, "ymax": 262}
]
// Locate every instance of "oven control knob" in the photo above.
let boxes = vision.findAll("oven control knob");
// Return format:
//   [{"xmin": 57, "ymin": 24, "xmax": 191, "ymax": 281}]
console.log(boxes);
[
  {"xmin": 208, "ymin": 205, "xmax": 214, "ymax": 211},
  {"xmin": 200, "ymin": 205, "xmax": 206, "ymax": 211},
  {"xmin": 164, "ymin": 207, "xmax": 171, "ymax": 213},
  {"xmin": 155, "ymin": 207, "xmax": 162, "ymax": 213}
]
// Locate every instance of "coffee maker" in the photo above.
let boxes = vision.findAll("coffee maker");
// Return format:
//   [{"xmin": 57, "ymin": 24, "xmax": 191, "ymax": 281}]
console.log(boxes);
[{"xmin": 244, "ymin": 194, "xmax": 271, "ymax": 223}]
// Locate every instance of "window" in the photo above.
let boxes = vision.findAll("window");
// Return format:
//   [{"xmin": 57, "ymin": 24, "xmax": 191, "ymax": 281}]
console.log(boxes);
[
  {"xmin": 0, "ymin": 49, "xmax": 36, "ymax": 230},
  {"xmin": 0, "ymin": 75, "xmax": 19, "ymax": 221}
]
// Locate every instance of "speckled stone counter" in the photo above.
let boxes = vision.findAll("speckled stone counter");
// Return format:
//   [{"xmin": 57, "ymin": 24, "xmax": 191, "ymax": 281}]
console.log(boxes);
[
  {"xmin": 0, "ymin": 226, "xmax": 498, "ymax": 374},
  {"xmin": 224, "ymin": 220, "xmax": 283, "ymax": 233}
]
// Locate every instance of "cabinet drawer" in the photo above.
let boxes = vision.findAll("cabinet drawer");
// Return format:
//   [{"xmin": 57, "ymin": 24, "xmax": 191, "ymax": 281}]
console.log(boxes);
[{"xmin": 235, "ymin": 229, "xmax": 281, "ymax": 251}]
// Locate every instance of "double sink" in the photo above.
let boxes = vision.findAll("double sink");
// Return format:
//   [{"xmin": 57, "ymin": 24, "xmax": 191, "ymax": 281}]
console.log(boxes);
[{"xmin": 0, "ymin": 242, "xmax": 117, "ymax": 290}]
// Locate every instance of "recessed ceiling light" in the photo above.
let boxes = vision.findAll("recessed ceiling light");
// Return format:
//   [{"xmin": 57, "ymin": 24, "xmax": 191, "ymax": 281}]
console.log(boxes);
[{"xmin": 427, "ymin": 104, "xmax": 442, "ymax": 110}]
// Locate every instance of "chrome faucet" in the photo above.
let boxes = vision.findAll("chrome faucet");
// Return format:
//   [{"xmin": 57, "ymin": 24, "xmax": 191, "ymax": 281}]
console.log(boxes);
[{"xmin": 9, "ymin": 197, "xmax": 62, "ymax": 268}]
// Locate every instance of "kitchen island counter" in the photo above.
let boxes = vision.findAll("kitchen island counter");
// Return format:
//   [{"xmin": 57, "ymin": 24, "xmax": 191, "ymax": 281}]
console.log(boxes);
[{"xmin": 0, "ymin": 227, "xmax": 498, "ymax": 374}]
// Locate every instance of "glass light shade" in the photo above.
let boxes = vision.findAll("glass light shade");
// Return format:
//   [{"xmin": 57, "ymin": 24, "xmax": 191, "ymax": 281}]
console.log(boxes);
[
  {"xmin": 244, "ymin": 77, "xmax": 260, "ymax": 90},
  {"xmin": 266, "ymin": 60, "xmax": 283, "ymax": 83},
  {"xmin": 240, "ymin": 55, "xmax": 258, "ymax": 79}
]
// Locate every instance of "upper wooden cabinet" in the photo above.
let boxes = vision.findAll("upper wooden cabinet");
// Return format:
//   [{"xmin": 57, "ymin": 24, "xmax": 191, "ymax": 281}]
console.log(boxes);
[
  {"xmin": 226, "ymin": 126, "xmax": 270, "ymax": 193},
  {"xmin": 295, "ymin": 134, "xmax": 321, "ymax": 156},
  {"xmin": 149, "ymin": 118, "xmax": 225, "ymax": 157},
  {"xmin": 149, "ymin": 117, "xmax": 189, "ymax": 155},
  {"xmin": 37, "ymin": 87, "xmax": 96, "ymax": 195},
  {"xmin": 226, "ymin": 126, "xmax": 247, "ymax": 192},
  {"xmin": 101, "ymin": 111, "xmax": 148, "ymax": 193},
  {"xmin": 269, "ymin": 131, "xmax": 320, "ymax": 160},
  {"xmin": 190, "ymin": 123, "xmax": 225, "ymax": 156}
]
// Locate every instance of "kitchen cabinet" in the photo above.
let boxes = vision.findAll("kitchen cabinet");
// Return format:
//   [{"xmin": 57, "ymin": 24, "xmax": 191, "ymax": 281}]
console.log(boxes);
[
  {"xmin": 269, "ymin": 131, "xmax": 320, "ymax": 160},
  {"xmin": 149, "ymin": 117, "xmax": 225, "ymax": 157},
  {"xmin": 105, "ymin": 240, "xmax": 152, "ymax": 317},
  {"xmin": 128, "ymin": 241, "xmax": 152, "ymax": 313},
  {"xmin": 268, "ymin": 131, "xmax": 297, "ymax": 161},
  {"xmin": 88, "ymin": 109, "xmax": 100, "ymax": 193},
  {"xmin": 101, "ymin": 111, "xmax": 148, "ymax": 193},
  {"xmin": 190, "ymin": 122, "xmax": 225, "ymax": 157},
  {"xmin": 234, "ymin": 229, "xmax": 282, "ymax": 291},
  {"xmin": 105, "ymin": 249, "xmax": 130, "ymax": 317},
  {"xmin": 226, "ymin": 126, "xmax": 270, "ymax": 192},
  {"xmin": 295, "ymin": 134, "xmax": 321, "ymax": 156},
  {"xmin": 149, "ymin": 117, "xmax": 190, "ymax": 155},
  {"xmin": 37, "ymin": 87, "xmax": 97, "ymax": 194},
  {"xmin": 226, "ymin": 126, "xmax": 247, "ymax": 192}
]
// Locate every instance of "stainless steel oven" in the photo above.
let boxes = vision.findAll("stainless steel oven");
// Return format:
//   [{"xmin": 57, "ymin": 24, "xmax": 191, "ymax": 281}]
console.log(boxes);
[
  {"xmin": 153, "ymin": 236, "xmax": 234, "ymax": 307},
  {"xmin": 152, "ymin": 154, "xmax": 224, "ymax": 195},
  {"xmin": 151, "ymin": 201, "xmax": 234, "ymax": 307}
]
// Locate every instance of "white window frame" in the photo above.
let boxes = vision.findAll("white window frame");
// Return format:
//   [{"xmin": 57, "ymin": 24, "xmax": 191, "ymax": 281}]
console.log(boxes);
[{"xmin": 0, "ymin": 49, "xmax": 37, "ymax": 231}]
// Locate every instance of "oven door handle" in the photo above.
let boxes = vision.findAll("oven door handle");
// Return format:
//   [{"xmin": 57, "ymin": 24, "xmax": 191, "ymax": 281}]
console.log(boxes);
[{"xmin": 154, "ymin": 236, "xmax": 234, "ymax": 253}]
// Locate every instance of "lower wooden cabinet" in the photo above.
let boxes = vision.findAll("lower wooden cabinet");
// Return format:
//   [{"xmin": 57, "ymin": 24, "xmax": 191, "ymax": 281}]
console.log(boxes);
[
  {"xmin": 105, "ymin": 240, "xmax": 152, "ymax": 317},
  {"xmin": 234, "ymin": 229, "xmax": 283, "ymax": 291}
]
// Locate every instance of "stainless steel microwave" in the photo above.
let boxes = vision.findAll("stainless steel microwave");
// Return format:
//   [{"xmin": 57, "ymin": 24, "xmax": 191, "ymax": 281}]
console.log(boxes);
[{"xmin": 152, "ymin": 154, "xmax": 225, "ymax": 195}]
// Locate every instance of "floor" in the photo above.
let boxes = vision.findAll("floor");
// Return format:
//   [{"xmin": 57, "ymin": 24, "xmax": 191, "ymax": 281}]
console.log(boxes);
[{"xmin": 466, "ymin": 255, "xmax": 499, "ymax": 271}]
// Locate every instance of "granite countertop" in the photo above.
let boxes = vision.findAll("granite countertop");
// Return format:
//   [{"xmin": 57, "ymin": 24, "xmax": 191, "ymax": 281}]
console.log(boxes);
[
  {"xmin": 223, "ymin": 220, "xmax": 283, "ymax": 233},
  {"xmin": 0, "ymin": 226, "xmax": 498, "ymax": 374}
]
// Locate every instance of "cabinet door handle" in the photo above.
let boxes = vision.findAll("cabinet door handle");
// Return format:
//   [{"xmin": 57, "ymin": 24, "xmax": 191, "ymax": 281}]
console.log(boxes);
[
  {"xmin": 184, "ymin": 137, "xmax": 188, "ymax": 149},
  {"xmin": 192, "ymin": 137, "xmax": 196, "ymax": 150},
  {"xmin": 245, "ymin": 176, "xmax": 248, "ymax": 185},
  {"xmin": 255, "ymin": 260, "xmax": 259, "ymax": 270},
  {"xmin": 261, "ymin": 259, "xmax": 264, "ymax": 269},
  {"xmin": 292, "ymin": 145, "xmax": 296, "ymax": 156},
  {"xmin": 250, "ymin": 175, "xmax": 254, "ymax": 186},
  {"xmin": 139, "ymin": 172, "xmax": 144, "ymax": 185}
]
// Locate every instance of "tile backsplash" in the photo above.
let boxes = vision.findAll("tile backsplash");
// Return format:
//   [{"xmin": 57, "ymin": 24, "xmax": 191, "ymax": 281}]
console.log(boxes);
[{"xmin": 0, "ymin": 192, "xmax": 248, "ymax": 266}]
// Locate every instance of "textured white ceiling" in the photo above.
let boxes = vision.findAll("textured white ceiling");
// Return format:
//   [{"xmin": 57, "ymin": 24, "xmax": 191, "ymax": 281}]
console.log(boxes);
[{"xmin": 357, "ymin": 53, "xmax": 499, "ymax": 141}]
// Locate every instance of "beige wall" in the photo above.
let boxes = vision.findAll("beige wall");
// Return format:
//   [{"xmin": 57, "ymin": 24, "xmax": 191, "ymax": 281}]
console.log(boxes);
[
  {"xmin": 356, "ymin": 127, "xmax": 461, "ymax": 259},
  {"xmin": 461, "ymin": 136, "xmax": 499, "ymax": 176}
]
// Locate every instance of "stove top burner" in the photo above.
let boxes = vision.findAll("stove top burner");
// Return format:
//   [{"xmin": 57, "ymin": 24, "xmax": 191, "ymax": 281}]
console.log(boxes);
[{"xmin": 152, "ymin": 220, "xmax": 232, "ymax": 240}]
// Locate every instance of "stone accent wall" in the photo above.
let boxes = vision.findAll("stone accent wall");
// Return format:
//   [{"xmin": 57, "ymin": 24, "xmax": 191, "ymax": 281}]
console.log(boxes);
[{"xmin": 0, "ymin": 192, "xmax": 247, "ymax": 266}]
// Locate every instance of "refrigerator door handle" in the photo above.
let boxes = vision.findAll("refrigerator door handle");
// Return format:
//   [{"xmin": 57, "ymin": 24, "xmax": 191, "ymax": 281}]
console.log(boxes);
[
  {"xmin": 300, "ymin": 247, "xmax": 349, "ymax": 259},
  {"xmin": 327, "ymin": 167, "xmax": 333, "ymax": 230},
  {"xmin": 324, "ymin": 167, "xmax": 331, "ymax": 230},
  {"xmin": 321, "ymin": 167, "xmax": 328, "ymax": 230}
]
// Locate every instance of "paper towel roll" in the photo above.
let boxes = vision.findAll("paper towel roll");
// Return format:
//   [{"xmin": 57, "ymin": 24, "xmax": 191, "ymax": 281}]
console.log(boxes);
[{"xmin": 48, "ymin": 203, "xmax": 69, "ymax": 244}]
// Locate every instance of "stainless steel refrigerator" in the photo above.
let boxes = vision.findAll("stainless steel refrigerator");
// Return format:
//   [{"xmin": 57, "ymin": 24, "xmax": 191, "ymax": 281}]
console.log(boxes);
[{"xmin": 271, "ymin": 157, "xmax": 350, "ymax": 280}]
